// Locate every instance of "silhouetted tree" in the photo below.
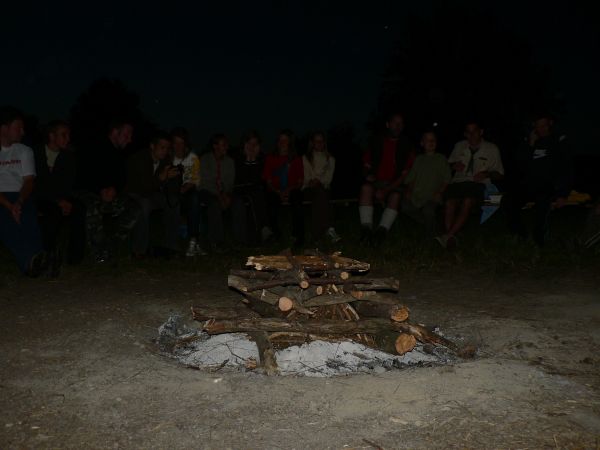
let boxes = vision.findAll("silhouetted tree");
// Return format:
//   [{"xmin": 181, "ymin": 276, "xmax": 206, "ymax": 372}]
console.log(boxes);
[
  {"xmin": 376, "ymin": 2, "xmax": 563, "ymax": 154},
  {"xmin": 69, "ymin": 78, "xmax": 154, "ymax": 154}
]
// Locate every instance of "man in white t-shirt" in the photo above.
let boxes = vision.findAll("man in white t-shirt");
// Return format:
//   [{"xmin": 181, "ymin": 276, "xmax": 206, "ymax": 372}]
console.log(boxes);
[
  {"xmin": 0, "ymin": 106, "xmax": 46, "ymax": 276},
  {"xmin": 436, "ymin": 121, "xmax": 504, "ymax": 248}
]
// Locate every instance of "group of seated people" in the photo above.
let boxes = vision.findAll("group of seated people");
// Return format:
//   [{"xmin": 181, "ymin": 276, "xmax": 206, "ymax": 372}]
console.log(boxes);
[{"xmin": 0, "ymin": 105, "xmax": 590, "ymax": 278}]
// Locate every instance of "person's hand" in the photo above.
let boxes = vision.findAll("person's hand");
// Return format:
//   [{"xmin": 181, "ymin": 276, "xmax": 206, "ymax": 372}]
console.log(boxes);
[
  {"xmin": 452, "ymin": 162, "xmax": 466, "ymax": 172},
  {"xmin": 167, "ymin": 167, "xmax": 180, "ymax": 179},
  {"xmin": 309, "ymin": 179, "xmax": 321, "ymax": 188},
  {"xmin": 529, "ymin": 130, "xmax": 538, "ymax": 147},
  {"xmin": 554, "ymin": 196, "xmax": 567, "ymax": 209},
  {"xmin": 473, "ymin": 171, "xmax": 488, "ymax": 183},
  {"xmin": 57, "ymin": 199, "xmax": 72, "ymax": 216},
  {"xmin": 100, "ymin": 187, "xmax": 116, "ymax": 203},
  {"xmin": 10, "ymin": 201, "xmax": 22, "ymax": 224},
  {"xmin": 180, "ymin": 183, "xmax": 193, "ymax": 194},
  {"xmin": 280, "ymin": 189, "xmax": 289, "ymax": 202}
]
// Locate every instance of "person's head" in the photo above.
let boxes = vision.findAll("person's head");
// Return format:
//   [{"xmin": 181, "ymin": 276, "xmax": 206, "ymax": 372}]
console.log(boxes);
[
  {"xmin": 386, "ymin": 112, "xmax": 405, "ymax": 138},
  {"xmin": 150, "ymin": 131, "xmax": 171, "ymax": 161},
  {"xmin": 108, "ymin": 119, "xmax": 134, "ymax": 150},
  {"xmin": 420, "ymin": 131, "xmax": 437, "ymax": 154},
  {"xmin": 0, "ymin": 106, "xmax": 25, "ymax": 146},
  {"xmin": 276, "ymin": 129, "xmax": 295, "ymax": 157},
  {"xmin": 46, "ymin": 120, "xmax": 70, "ymax": 151},
  {"xmin": 171, "ymin": 127, "xmax": 190, "ymax": 159},
  {"xmin": 242, "ymin": 130, "xmax": 261, "ymax": 161},
  {"xmin": 210, "ymin": 133, "xmax": 229, "ymax": 160},
  {"xmin": 532, "ymin": 113, "xmax": 554, "ymax": 138},
  {"xmin": 305, "ymin": 131, "xmax": 328, "ymax": 165},
  {"xmin": 464, "ymin": 121, "xmax": 483, "ymax": 147}
]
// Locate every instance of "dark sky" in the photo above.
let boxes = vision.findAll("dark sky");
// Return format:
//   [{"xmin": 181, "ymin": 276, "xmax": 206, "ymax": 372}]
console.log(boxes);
[{"xmin": 2, "ymin": 1, "xmax": 598, "ymax": 152}]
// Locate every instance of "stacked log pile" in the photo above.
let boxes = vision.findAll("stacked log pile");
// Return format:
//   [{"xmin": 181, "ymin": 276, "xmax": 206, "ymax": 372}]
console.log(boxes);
[{"xmin": 191, "ymin": 252, "xmax": 458, "ymax": 374}]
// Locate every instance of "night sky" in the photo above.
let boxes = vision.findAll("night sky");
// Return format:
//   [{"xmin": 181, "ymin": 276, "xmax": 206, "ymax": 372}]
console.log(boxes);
[{"xmin": 2, "ymin": 1, "xmax": 598, "ymax": 152}]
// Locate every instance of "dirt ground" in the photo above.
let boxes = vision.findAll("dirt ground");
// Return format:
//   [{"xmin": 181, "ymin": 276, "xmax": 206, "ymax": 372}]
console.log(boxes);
[{"xmin": 1, "ymin": 263, "xmax": 599, "ymax": 449}]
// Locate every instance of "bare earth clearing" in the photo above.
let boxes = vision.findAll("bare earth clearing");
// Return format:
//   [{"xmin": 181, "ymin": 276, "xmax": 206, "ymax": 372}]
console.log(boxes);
[{"xmin": 1, "ymin": 265, "xmax": 599, "ymax": 449}]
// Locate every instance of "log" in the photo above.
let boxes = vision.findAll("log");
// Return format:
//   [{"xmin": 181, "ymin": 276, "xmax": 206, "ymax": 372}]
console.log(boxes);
[
  {"xmin": 247, "ymin": 332, "xmax": 278, "ymax": 375},
  {"xmin": 200, "ymin": 317, "xmax": 453, "ymax": 348},
  {"xmin": 246, "ymin": 254, "xmax": 370, "ymax": 272},
  {"xmin": 229, "ymin": 269, "xmax": 274, "ymax": 280},
  {"xmin": 191, "ymin": 306, "xmax": 254, "ymax": 320},
  {"xmin": 243, "ymin": 294, "xmax": 286, "ymax": 317},
  {"xmin": 278, "ymin": 297, "xmax": 294, "ymax": 312},
  {"xmin": 395, "ymin": 333, "xmax": 417, "ymax": 355},
  {"xmin": 353, "ymin": 302, "xmax": 410, "ymax": 322}
]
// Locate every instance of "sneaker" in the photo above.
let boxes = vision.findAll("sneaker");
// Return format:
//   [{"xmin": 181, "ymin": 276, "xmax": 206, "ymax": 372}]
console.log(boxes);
[
  {"xmin": 186, "ymin": 238, "xmax": 197, "ymax": 257},
  {"xmin": 194, "ymin": 243, "xmax": 208, "ymax": 256},
  {"xmin": 261, "ymin": 226, "xmax": 274, "ymax": 243},
  {"xmin": 434, "ymin": 234, "xmax": 449, "ymax": 248},
  {"xmin": 326, "ymin": 227, "xmax": 342, "ymax": 244}
]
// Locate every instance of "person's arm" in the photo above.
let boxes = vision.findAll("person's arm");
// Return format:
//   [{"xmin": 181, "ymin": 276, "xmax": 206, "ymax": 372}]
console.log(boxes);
[{"xmin": 474, "ymin": 146, "xmax": 504, "ymax": 182}]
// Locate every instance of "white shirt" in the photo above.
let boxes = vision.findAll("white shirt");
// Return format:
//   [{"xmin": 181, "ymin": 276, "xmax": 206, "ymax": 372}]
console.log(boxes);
[
  {"xmin": 302, "ymin": 152, "xmax": 335, "ymax": 189},
  {"xmin": 45, "ymin": 145, "xmax": 59, "ymax": 170},
  {"xmin": 0, "ymin": 143, "xmax": 36, "ymax": 192},
  {"xmin": 448, "ymin": 139, "xmax": 503, "ymax": 184}
]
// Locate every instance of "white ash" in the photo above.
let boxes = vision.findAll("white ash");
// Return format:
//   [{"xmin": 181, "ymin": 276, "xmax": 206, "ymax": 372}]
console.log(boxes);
[{"xmin": 159, "ymin": 316, "xmax": 448, "ymax": 377}]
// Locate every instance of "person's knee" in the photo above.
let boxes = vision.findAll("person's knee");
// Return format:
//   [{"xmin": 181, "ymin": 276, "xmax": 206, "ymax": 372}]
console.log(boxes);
[{"xmin": 386, "ymin": 192, "xmax": 401, "ymax": 210}]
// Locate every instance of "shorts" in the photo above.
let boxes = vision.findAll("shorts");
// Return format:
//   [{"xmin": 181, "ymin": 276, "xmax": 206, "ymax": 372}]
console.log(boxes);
[{"xmin": 445, "ymin": 181, "xmax": 485, "ymax": 203}]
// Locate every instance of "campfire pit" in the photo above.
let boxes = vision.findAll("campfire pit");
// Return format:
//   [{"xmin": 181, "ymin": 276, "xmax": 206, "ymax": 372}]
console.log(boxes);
[{"xmin": 178, "ymin": 251, "xmax": 467, "ymax": 376}]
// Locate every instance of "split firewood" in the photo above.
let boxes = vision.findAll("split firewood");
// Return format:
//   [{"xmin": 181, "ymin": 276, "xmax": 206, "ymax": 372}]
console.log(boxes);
[
  {"xmin": 353, "ymin": 302, "xmax": 410, "ymax": 322},
  {"xmin": 246, "ymin": 254, "xmax": 370, "ymax": 273},
  {"xmin": 395, "ymin": 333, "xmax": 417, "ymax": 355}
]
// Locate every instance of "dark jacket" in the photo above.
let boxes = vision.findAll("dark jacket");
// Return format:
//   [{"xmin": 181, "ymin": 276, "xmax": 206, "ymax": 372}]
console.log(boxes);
[
  {"xmin": 234, "ymin": 156, "xmax": 264, "ymax": 192},
  {"xmin": 34, "ymin": 146, "xmax": 77, "ymax": 202},
  {"xmin": 78, "ymin": 139, "xmax": 128, "ymax": 194},
  {"xmin": 125, "ymin": 149, "xmax": 169, "ymax": 197},
  {"xmin": 516, "ymin": 134, "xmax": 572, "ymax": 198}
]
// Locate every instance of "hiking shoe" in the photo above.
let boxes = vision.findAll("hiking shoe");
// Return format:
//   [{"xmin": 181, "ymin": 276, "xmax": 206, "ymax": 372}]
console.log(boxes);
[
  {"xmin": 372, "ymin": 226, "xmax": 388, "ymax": 247},
  {"xmin": 326, "ymin": 227, "xmax": 342, "ymax": 244},
  {"xmin": 27, "ymin": 251, "xmax": 48, "ymax": 278},
  {"xmin": 48, "ymin": 250, "xmax": 62, "ymax": 278},
  {"xmin": 186, "ymin": 238, "xmax": 197, "ymax": 257},
  {"xmin": 359, "ymin": 226, "xmax": 373, "ymax": 244}
]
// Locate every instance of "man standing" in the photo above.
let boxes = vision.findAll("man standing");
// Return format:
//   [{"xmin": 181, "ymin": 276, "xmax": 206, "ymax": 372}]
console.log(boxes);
[
  {"xmin": 436, "ymin": 121, "xmax": 504, "ymax": 248},
  {"xmin": 505, "ymin": 113, "xmax": 571, "ymax": 246},
  {"xmin": 34, "ymin": 120, "xmax": 86, "ymax": 274},
  {"xmin": 0, "ymin": 106, "xmax": 46, "ymax": 276},
  {"xmin": 359, "ymin": 112, "xmax": 416, "ymax": 244},
  {"xmin": 126, "ymin": 131, "xmax": 181, "ymax": 257}
]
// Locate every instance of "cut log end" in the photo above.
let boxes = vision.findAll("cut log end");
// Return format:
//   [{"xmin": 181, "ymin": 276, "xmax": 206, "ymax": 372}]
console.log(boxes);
[
  {"xmin": 278, "ymin": 297, "xmax": 294, "ymax": 312},
  {"xmin": 391, "ymin": 306, "xmax": 410, "ymax": 323},
  {"xmin": 340, "ymin": 271, "xmax": 350, "ymax": 280},
  {"xmin": 299, "ymin": 280, "xmax": 310, "ymax": 289},
  {"xmin": 395, "ymin": 333, "xmax": 417, "ymax": 355},
  {"xmin": 315, "ymin": 286, "xmax": 324, "ymax": 295}
]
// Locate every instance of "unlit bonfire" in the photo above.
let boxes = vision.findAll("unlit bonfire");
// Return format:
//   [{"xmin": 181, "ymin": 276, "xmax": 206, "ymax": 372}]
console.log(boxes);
[{"xmin": 161, "ymin": 252, "xmax": 473, "ymax": 376}]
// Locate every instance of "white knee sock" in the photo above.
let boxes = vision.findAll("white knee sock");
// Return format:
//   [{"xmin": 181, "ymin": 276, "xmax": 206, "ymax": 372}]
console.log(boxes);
[
  {"xmin": 359, "ymin": 206, "xmax": 374, "ymax": 227},
  {"xmin": 379, "ymin": 208, "xmax": 398, "ymax": 230}
]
